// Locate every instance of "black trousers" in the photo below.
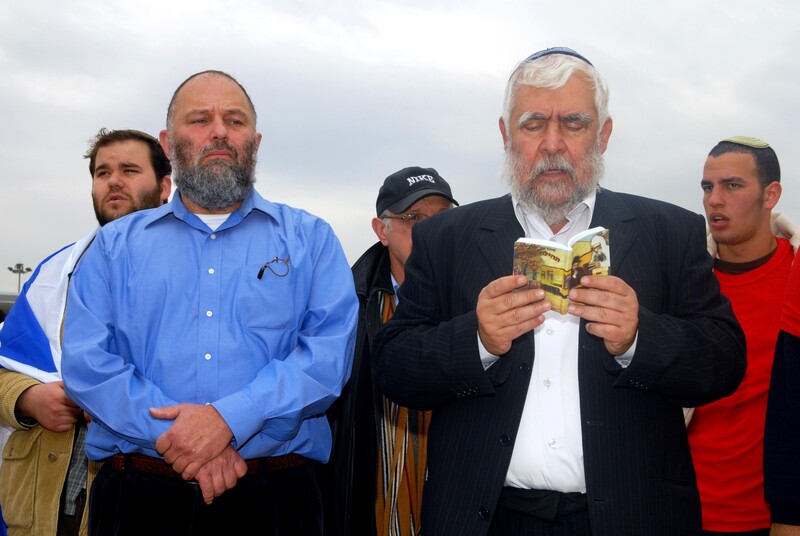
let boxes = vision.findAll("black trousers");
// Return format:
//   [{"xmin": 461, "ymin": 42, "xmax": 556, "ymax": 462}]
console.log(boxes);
[
  {"xmin": 487, "ymin": 504, "xmax": 592, "ymax": 536},
  {"xmin": 487, "ymin": 488, "xmax": 592, "ymax": 536},
  {"xmin": 89, "ymin": 459, "xmax": 323, "ymax": 536}
]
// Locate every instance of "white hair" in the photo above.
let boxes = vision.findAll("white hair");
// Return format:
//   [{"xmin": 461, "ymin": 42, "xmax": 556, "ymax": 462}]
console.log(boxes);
[{"xmin": 502, "ymin": 54, "xmax": 610, "ymax": 137}]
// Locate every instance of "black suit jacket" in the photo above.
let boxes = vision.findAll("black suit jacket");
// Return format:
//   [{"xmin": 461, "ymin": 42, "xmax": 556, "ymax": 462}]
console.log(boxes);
[{"xmin": 372, "ymin": 190, "xmax": 746, "ymax": 536}]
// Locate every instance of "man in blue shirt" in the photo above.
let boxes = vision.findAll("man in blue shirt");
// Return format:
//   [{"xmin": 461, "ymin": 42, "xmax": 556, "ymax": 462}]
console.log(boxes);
[{"xmin": 61, "ymin": 70, "xmax": 359, "ymax": 535}]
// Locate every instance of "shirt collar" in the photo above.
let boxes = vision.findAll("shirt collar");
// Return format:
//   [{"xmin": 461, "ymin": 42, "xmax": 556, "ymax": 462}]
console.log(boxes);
[
  {"xmin": 390, "ymin": 273, "xmax": 400, "ymax": 305},
  {"xmin": 511, "ymin": 190, "xmax": 597, "ymax": 243},
  {"xmin": 143, "ymin": 188, "xmax": 282, "ymax": 232}
]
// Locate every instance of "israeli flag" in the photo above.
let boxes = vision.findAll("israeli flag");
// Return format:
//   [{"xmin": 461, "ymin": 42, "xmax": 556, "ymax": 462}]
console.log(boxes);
[{"xmin": 0, "ymin": 229, "xmax": 98, "ymax": 384}]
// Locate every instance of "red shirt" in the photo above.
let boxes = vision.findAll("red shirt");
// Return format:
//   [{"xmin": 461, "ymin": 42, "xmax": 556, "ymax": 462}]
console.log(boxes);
[{"xmin": 688, "ymin": 238, "xmax": 794, "ymax": 531}]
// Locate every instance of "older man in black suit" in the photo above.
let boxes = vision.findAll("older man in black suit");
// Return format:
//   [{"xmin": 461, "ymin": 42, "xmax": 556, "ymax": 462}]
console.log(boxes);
[{"xmin": 372, "ymin": 47, "xmax": 746, "ymax": 536}]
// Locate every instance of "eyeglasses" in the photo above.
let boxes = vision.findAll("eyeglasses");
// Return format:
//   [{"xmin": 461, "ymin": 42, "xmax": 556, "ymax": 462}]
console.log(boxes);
[
  {"xmin": 257, "ymin": 256, "xmax": 290, "ymax": 280},
  {"xmin": 381, "ymin": 212, "xmax": 430, "ymax": 226}
]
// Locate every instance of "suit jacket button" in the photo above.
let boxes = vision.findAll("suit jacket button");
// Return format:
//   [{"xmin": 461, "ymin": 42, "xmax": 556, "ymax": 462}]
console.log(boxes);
[
  {"xmin": 519, "ymin": 362, "xmax": 530, "ymax": 374},
  {"xmin": 499, "ymin": 434, "xmax": 510, "ymax": 446},
  {"xmin": 478, "ymin": 507, "xmax": 489, "ymax": 519}
]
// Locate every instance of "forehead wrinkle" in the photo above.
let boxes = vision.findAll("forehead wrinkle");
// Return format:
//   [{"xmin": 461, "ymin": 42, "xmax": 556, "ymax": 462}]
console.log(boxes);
[
  {"xmin": 171, "ymin": 74, "xmax": 257, "ymax": 127},
  {"xmin": 184, "ymin": 105, "xmax": 248, "ymax": 116}
]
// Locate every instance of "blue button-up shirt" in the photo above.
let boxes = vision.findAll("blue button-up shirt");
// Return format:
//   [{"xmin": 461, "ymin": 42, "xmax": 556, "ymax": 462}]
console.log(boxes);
[{"xmin": 61, "ymin": 190, "xmax": 358, "ymax": 462}]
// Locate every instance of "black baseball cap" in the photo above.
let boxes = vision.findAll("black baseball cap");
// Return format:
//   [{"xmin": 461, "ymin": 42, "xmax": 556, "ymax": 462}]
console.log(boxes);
[{"xmin": 376, "ymin": 166, "xmax": 458, "ymax": 216}]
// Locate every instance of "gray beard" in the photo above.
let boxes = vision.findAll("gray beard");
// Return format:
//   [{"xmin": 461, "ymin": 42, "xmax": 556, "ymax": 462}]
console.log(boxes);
[
  {"xmin": 503, "ymin": 146, "xmax": 604, "ymax": 226},
  {"xmin": 171, "ymin": 138, "xmax": 258, "ymax": 211}
]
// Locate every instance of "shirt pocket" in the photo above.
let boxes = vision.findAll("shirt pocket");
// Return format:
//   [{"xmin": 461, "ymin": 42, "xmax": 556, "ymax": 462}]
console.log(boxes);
[
  {"xmin": 0, "ymin": 427, "xmax": 43, "ymax": 528},
  {"xmin": 235, "ymin": 261, "xmax": 298, "ymax": 331}
]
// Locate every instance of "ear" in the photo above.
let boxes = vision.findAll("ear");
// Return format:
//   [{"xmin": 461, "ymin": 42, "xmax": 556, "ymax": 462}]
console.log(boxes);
[
  {"xmin": 255, "ymin": 132, "xmax": 263, "ymax": 151},
  {"xmin": 372, "ymin": 217, "xmax": 389, "ymax": 246},
  {"xmin": 160, "ymin": 176, "xmax": 173, "ymax": 203},
  {"xmin": 499, "ymin": 117, "xmax": 510, "ymax": 148},
  {"xmin": 763, "ymin": 181, "xmax": 782, "ymax": 210},
  {"xmin": 159, "ymin": 130, "xmax": 171, "ymax": 158},
  {"xmin": 598, "ymin": 118, "xmax": 613, "ymax": 154}
]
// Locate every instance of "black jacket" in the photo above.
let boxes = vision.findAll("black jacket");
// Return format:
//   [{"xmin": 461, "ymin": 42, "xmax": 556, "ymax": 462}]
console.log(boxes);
[
  {"xmin": 320, "ymin": 242, "xmax": 393, "ymax": 536},
  {"xmin": 764, "ymin": 329, "xmax": 800, "ymax": 525}
]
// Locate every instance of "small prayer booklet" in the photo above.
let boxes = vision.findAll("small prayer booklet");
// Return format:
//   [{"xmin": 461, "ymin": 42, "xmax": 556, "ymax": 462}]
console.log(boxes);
[{"xmin": 512, "ymin": 226, "xmax": 610, "ymax": 314}]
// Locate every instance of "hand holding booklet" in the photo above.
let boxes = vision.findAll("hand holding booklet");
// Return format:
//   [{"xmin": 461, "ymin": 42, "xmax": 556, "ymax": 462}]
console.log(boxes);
[{"xmin": 512, "ymin": 226, "xmax": 610, "ymax": 314}]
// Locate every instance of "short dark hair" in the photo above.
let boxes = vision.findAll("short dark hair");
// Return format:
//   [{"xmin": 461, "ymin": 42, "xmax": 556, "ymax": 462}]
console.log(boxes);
[
  {"xmin": 166, "ymin": 70, "xmax": 257, "ymax": 129},
  {"xmin": 708, "ymin": 141, "xmax": 780, "ymax": 188},
  {"xmin": 84, "ymin": 128, "xmax": 171, "ymax": 182}
]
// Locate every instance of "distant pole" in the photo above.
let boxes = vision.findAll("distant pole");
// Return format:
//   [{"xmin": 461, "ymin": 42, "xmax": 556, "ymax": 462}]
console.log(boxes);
[{"xmin": 7, "ymin": 263, "xmax": 32, "ymax": 293}]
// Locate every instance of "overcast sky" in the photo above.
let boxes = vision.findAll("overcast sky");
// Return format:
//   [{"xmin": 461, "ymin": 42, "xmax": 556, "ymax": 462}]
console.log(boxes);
[{"xmin": 1, "ymin": 0, "xmax": 798, "ymax": 293}]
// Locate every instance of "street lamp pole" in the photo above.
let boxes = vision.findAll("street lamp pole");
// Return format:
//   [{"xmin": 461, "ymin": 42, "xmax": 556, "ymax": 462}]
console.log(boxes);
[{"xmin": 7, "ymin": 263, "xmax": 32, "ymax": 293}]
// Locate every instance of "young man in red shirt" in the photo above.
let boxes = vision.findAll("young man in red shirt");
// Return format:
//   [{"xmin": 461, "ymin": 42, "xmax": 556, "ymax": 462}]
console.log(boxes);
[{"xmin": 689, "ymin": 136, "xmax": 796, "ymax": 535}]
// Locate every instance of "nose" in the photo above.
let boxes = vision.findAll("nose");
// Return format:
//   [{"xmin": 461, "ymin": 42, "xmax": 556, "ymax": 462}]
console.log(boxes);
[
  {"xmin": 705, "ymin": 185, "xmax": 724, "ymax": 207},
  {"xmin": 540, "ymin": 120, "xmax": 566, "ymax": 154},
  {"xmin": 107, "ymin": 170, "xmax": 123, "ymax": 188},
  {"xmin": 209, "ymin": 115, "xmax": 229, "ymax": 141}
]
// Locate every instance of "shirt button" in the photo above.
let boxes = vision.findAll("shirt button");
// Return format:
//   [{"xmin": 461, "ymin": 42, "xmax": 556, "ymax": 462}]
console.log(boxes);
[
  {"xmin": 547, "ymin": 439, "xmax": 557, "ymax": 449},
  {"xmin": 210, "ymin": 234, "xmax": 217, "ymax": 240},
  {"xmin": 204, "ymin": 354, "xmax": 212, "ymax": 361},
  {"xmin": 543, "ymin": 379, "xmax": 551, "ymax": 388},
  {"xmin": 48, "ymin": 452, "xmax": 58, "ymax": 462},
  {"xmin": 546, "ymin": 327, "xmax": 555, "ymax": 335},
  {"xmin": 208, "ymin": 268, "xmax": 215, "ymax": 274},
  {"xmin": 206, "ymin": 311, "xmax": 213, "ymax": 317}
]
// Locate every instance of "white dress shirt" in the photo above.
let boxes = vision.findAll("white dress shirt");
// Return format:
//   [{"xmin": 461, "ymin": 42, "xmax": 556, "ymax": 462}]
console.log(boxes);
[
  {"xmin": 476, "ymin": 191, "xmax": 636, "ymax": 491},
  {"xmin": 504, "ymin": 193, "xmax": 595, "ymax": 492}
]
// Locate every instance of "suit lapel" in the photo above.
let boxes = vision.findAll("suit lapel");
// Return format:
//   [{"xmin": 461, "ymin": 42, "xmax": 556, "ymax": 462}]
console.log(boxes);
[
  {"xmin": 590, "ymin": 189, "xmax": 637, "ymax": 274},
  {"xmin": 475, "ymin": 196, "xmax": 526, "ymax": 278}
]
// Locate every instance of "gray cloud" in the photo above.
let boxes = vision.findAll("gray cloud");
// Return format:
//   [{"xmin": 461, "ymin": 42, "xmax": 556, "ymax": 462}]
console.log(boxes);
[{"xmin": 1, "ymin": 0, "xmax": 798, "ymax": 290}]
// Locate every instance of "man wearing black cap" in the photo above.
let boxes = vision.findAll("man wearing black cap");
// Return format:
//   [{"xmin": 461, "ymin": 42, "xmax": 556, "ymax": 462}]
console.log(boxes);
[
  {"xmin": 372, "ymin": 48, "xmax": 745, "ymax": 535},
  {"xmin": 321, "ymin": 166, "xmax": 457, "ymax": 536}
]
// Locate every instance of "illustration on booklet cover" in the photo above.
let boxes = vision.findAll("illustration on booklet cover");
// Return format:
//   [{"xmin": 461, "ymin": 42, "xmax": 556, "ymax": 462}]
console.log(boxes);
[{"xmin": 513, "ymin": 227, "xmax": 610, "ymax": 314}]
